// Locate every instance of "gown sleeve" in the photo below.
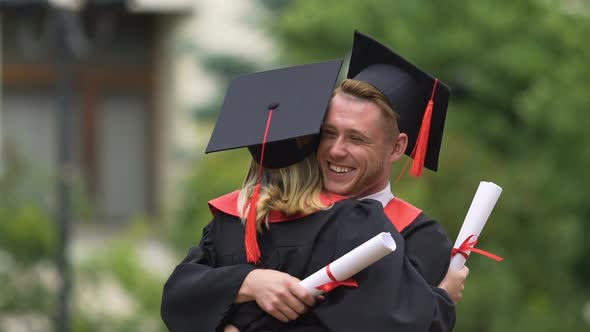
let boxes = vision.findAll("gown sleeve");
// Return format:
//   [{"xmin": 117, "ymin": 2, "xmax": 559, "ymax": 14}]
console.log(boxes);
[
  {"xmin": 401, "ymin": 213, "xmax": 453, "ymax": 287},
  {"xmin": 313, "ymin": 200, "xmax": 456, "ymax": 332},
  {"xmin": 160, "ymin": 221, "xmax": 256, "ymax": 332}
]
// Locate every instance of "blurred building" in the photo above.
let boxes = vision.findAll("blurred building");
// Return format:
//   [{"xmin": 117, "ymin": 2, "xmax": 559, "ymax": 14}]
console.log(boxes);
[
  {"xmin": 0, "ymin": 0, "xmax": 195, "ymax": 222},
  {"xmin": 0, "ymin": 0, "xmax": 275, "ymax": 224}
]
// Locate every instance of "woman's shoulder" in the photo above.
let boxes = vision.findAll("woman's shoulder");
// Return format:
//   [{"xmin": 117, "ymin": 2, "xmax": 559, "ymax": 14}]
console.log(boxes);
[
  {"xmin": 331, "ymin": 197, "xmax": 385, "ymax": 212},
  {"xmin": 208, "ymin": 190, "xmax": 241, "ymax": 217},
  {"xmin": 320, "ymin": 192, "xmax": 382, "ymax": 209},
  {"xmin": 310, "ymin": 197, "xmax": 389, "ymax": 227}
]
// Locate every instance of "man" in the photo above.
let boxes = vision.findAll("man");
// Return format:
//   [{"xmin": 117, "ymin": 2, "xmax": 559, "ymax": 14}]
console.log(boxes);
[
  {"xmin": 227, "ymin": 31, "xmax": 468, "ymax": 331},
  {"xmin": 319, "ymin": 79, "xmax": 468, "ymax": 289},
  {"xmin": 319, "ymin": 30, "xmax": 469, "ymax": 291}
]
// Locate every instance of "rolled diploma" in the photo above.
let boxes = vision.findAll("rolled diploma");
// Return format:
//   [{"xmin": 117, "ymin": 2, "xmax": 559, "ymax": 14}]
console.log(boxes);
[
  {"xmin": 299, "ymin": 232, "xmax": 396, "ymax": 296},
  {"xmin": 450, "ymin": 181, "xmax": 502, "ymax": 270}
]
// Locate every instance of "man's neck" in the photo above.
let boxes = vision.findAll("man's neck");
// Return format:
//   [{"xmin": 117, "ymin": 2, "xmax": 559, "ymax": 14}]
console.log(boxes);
[{"xmin": 358, "ymin": 182, "xmax": 394, "ymax": 207}]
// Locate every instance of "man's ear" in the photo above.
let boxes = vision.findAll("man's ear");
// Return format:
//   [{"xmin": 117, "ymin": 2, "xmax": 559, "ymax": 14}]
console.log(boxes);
[{"xmin": 389, "ymin": 133, "xmax": 408, "ymax": 163}]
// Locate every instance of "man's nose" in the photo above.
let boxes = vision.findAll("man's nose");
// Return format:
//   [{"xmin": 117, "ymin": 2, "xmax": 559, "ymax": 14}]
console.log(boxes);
[{"xmin": 328, "ymin": 138, "xmax": 348, "ymax": 159}]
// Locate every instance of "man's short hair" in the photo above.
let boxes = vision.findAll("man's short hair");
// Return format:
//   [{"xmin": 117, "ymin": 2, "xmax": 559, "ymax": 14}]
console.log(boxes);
[{"xmin": 333, "ymin": 79, "xmax": 400, "ymax": 138}]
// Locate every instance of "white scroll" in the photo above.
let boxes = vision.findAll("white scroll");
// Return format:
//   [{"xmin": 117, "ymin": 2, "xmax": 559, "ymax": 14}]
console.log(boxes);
[
  {"xmin": 299, "ymin": 232, "xmax": 396, "ymax": 296},
  {"xmin": 450, "ymin": 181, "xmax": 503, "ymax": 270}
]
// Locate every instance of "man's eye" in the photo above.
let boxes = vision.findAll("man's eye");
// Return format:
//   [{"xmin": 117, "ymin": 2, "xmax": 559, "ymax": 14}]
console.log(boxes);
[{"xmin": 350, "ymin": 136, "xmax": 364, "ymax": 143}]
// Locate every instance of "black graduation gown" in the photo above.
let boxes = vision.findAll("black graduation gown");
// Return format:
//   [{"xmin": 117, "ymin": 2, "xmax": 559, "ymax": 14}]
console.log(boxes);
[
  {"xmin": 401, "ymin": 213, "xmax": 453, "ymax": 286},
  {"xmin": 382, "ymin": 197, "xmax": 453, "ymax": 288},
  {"xmin": 380, "ymin": 198, "xmax": 455, "ymax": 332},
  {"xmin": 161, "ymin": 198, "xmax": 455, "ymax": 332}
]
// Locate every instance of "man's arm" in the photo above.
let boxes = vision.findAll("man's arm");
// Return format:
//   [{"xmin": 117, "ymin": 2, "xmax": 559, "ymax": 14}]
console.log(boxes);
[
  {"xmin": 399, "ymin": 213, "xmax": 469, "ymax": 331},
  {"xmin": 401, "ymin": 213, "xmax": 453, "ymax": 286},
  {"xmin": 401, "ymin": 214, "xmax": 470, "ymax": 299},
  {"xmin": 223, "ymin": 325, "xmax": 239, "ymax": 332}
]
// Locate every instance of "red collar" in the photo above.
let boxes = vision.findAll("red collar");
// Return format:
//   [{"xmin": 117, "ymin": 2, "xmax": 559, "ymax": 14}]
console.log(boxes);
[
  {"xmin": 383, "ymin": 197, "xmax": 422, "ymax": 232},
  {"xmin": 208, "ymin": 191, "xmax": 347, "ymax": 223}
]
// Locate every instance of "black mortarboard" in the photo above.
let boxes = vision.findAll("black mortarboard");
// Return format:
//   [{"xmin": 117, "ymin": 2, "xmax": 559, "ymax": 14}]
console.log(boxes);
[
  {"xmin": 347, "ymin": 30, "xmax": 451, "ymax": 176},
  {"xmin": 206, "ymin": 59, "xmax": 343, "ymax": 169},
  {"xmin": 206, "ymin": 60, "xmax": 343, "ymax": 264}
]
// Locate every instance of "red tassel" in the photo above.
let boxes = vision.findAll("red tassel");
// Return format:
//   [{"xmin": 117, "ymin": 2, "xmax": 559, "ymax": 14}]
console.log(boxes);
[
  {"xmin": 410, "ymin": 100, "xmax": 433, "ymax": 177},
  {"xmin": 244, "ymin": 108, "xmax": 274, "ymax": 264},
  {"xmin": 410, "ymin": 79, "xmax": 438, "ymax": 177},
  {"xmin": 245, "ymin": 184, "xmax": 261, "ymax": 263}
]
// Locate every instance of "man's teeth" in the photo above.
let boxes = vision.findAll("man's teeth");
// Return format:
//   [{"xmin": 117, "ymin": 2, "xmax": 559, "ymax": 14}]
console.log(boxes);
[{"xmin": 330, "ymin": 164, "xmax": 352, "ymax": 173}]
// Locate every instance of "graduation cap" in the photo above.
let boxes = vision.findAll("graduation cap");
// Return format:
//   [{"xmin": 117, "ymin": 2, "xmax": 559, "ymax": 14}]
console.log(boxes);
[
  {"xmin": 206, "ymin": 59, "xmax": 344, "ymax": 168},
  {"xmin": 347, "ymin": 30, "xmax": 451, "ymax": 177},
  {"xmin": 206, "ymin": 59, "xmax": 343, "ymax": 263}
]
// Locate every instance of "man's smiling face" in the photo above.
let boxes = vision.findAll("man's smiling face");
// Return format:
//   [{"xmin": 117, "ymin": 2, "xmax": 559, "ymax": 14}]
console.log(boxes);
[{"xmin": 318, "ymin": 93, "xmax": 398, "ymax": 198}]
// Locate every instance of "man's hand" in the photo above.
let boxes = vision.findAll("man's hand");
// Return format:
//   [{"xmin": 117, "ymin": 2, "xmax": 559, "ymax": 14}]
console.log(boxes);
[
  {"xmin": 223, "ymin": 325, "xmax": 239, "ymax": 332},
  {"xmin": 438, "ymin": 266, "xmax": 469, "ymax": 303},
  {"xmin": 236, "ymin": 269, "xmax": 317, "ymax": 322}
]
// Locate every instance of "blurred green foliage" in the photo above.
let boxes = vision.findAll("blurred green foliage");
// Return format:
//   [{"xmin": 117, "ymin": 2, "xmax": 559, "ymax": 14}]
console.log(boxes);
[
  {"xmin": 0, "ymin": 203, "xmax": 56, "ymax": 264},
  {"xmin": 169, "ymin": 149, "xmax": 251, "ymax": 252},
  {"xmin": 76, "ymin": 220, "xmax": 167, "ymax": 332},
  {"xmin": 0, "ymin": 154, "xmax": 167, "ymax": 331},
  {"xmin": 0, "ymin": 154, "xmax": 58, "ymax": 331},
  {"xmin": 252, "ymin": 0, "xmax": 589, "ymax": 330},
  {"xmin": 0, "ymin": 153, "xmax": 57, "ymax": 266}
]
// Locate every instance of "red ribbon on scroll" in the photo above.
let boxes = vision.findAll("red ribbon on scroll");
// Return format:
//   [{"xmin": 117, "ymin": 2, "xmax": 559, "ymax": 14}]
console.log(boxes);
[
  {"xmin": 315, "ymin": 264, "xmax": 359, "ymax": 293},
  {"xmin": 451, "ymin": 235, "xmax": 503, "ymax": 262}
]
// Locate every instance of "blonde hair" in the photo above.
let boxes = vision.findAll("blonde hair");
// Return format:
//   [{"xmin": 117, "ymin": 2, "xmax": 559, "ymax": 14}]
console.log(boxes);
[
  {"xmin": 334, "ymin": 79, "xmax": 400, "ymax": 138},
  {"xmin": 238, "ymin": 153, "xmax": 328, "ymax": 231}
]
